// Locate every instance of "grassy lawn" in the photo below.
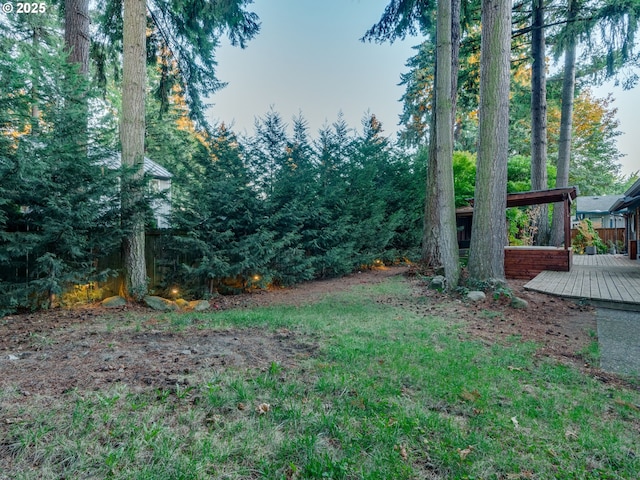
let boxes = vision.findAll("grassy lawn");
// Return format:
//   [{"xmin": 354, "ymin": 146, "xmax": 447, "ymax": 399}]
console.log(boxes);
[{"xmin": 2, "ymin": 276, "xmax": 639, "ymax": 479}]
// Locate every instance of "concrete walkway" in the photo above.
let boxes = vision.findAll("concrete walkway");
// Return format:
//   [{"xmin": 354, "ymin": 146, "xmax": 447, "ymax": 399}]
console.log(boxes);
[
  {"xmin": 524, "ymin": 255, "xmax": 640, "ymax": 376},
  {"xmin": 597, "ymin": 308, "xmax": 640, "ymax": 376}
]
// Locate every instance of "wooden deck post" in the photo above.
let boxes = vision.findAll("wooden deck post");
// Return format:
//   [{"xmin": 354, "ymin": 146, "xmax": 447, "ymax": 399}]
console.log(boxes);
[{"xmin": 564, "ymin": 194, "xmax": 571, "ymax": 250}]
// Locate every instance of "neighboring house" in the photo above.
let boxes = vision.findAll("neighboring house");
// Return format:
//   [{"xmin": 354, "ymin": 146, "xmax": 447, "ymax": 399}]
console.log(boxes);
[
  {"xmin": 144, "ymin": 158, "xmax": 173, "ymax": 229},
  {"xmin": 103, "ymin": 153, "xmax": 173, "ymax": 229},
  {"xmin": 575, "ymin": 195, "xmax": 625, "ymax": 229},
  {"xmin": 611, "ymin": 179, "xmax": 640, "ymax": 259}
]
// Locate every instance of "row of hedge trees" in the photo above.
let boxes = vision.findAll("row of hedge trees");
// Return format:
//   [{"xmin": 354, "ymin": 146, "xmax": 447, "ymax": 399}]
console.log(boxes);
[{"xmin": 158, "ymin": 112, "xmax": 425, "ymax": 297}]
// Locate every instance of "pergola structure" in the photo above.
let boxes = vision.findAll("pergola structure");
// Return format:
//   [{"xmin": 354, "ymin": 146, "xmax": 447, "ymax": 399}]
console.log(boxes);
[
  {"xmin": 504, "ymin": 187, "xmax": 577, "ymax": 248},
  {"xmin": 456, "ymin": 187, "xmax": 578, "ymax": 280}
]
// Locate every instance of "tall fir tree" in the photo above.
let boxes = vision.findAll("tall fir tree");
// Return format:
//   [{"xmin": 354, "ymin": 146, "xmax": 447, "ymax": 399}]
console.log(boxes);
[
  {"xmin": 167, "ymin": 124, "xmax": 275, "ymax": 295},
  {"xmin": 348, "ymin": 114, "xmax": 401, "ymax": 266},
  {"xmin": 311, "ymin": 116, "xmax": 357, "ymax": 277},
  {"xmin": 468, "ymin": 0, "xmax": 512, "ymax": 283},
  {"xmin": 0, "ymin": 10, "xmax": 122, "ymax": 313}
]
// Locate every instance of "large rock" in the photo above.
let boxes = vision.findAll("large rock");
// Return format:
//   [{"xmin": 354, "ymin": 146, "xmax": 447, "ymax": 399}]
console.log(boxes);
[
  {"xmin": 511, "ymin": 297, "xmax": 529, "ymax": 309},
  {"xmin": 143, "ymin": 296, "xmax": 179, "ymax": 311},
  {"xmin": 430, "ymin": 275, "xmax": 446, "ymax": 291},
  {"xmin": 102, "ymin": 296, "xmax": 127, "ymax": 308},
  {"xmin": 466, "ymin": 291, "xmax": 486, "ymax": 303},
  {"xmin": 175, "ymin": 298, "xmax": 189, "ymax": 309},
  {"xmin": 189, "ymin": 300, "xmax": 210, "ymax": 312}
]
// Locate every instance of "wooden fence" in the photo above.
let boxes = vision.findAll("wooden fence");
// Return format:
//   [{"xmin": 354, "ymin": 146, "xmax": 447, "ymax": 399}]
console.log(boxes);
[
  {"xmin": 98, "ymin": 231, "xmax": 181, "ymax": 296},
  {"xmin": 570, "ymin": 227, "xmax": 626, "ymax": 250},
  {"xmin": 0, "ymin": 231, "xmax": 179, "ymax": 299}
]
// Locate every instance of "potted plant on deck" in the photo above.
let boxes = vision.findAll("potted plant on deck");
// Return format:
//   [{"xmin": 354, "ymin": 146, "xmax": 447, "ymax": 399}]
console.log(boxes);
[{"xmin": 572, "ymin": 219, "xmax": 606, "ymax": 255}]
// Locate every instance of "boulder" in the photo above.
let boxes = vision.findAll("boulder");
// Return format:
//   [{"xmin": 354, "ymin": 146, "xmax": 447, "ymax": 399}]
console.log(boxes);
[
  {"xmin": 430, "ymin": 275, "xmax": 446, "ymax": 291},
  {"xmin": 175, "ymin": 298, "xmax": 189, "ymax": 309},
  {"xmin": 511, "ymin": 297, "xmax": 529, "ymax": 309},
  {"xmin": 102, "ymin": 296, "xmax": 127, "ymax": 308},
  {"xmin": 466, "ymin": 291, "xmax": 486, "ymax": 302},
  {"xmin": 143, "ymin": 296, "xmax": 179, "ymax": 311},
  {"xmin": 189, "ymin": 300, "xmax": 210, "ymax": 312}
]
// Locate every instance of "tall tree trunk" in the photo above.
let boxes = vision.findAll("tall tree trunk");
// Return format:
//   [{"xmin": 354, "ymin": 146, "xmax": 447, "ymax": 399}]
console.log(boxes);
[
  {"xmin": 468, "ymin": 0, "xmax": 511, "ymax": 283},
  {"xmin": 30, "ymin": 28, "xmax": 40, "ymax": 135},
  {"xmin": 64, "ymin": 0, "xmax": 90, "ymax": 75},
  {"xmin": 421, "ymin": 0, "xmax": 461, "ymax": 290},
  {"xmin": 121, "ymin": 0, "xmax": 147, "ymax": 300},
  {"xmin": 64, "ymin": 0, "xmax": 90, "ymax": 156},
  {"xmin": 434, "ymin": 0, "xmax": 459, "ymax": 288},
  {"xmin": 551, "ymin": 0, "xmax": 579, "ymax": 246},
  {"xmin": 421, "ymin": 113, "xmax": 441, "ymax": 266},
  {"xmin": 530, "ymin": 0, "xmax": 549, "ymax": 244}
]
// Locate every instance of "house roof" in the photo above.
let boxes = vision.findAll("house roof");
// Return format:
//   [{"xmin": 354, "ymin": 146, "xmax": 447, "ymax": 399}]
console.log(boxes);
[
  {"xmin": 576, "ymin": 195, "xmax": 624, "ymax": 214},
  {"xmin": 142, "ymin": 157, "xmax": 172, "ymax": 180},
  {"xmin": 625, "ymin": 177, "xmax": 640, "ymax": 198},
  {"xmin": 101, "ymin": 153, "xmax": 173, "ymax": 180},
  {"xmin": 611, "ymin": 178, "xmax": 640, "ymax": 212}
]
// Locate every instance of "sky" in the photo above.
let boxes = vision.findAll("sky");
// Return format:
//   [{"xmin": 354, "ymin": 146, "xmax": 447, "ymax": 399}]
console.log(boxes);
[{"xmin": 207, "ymin": 0, "xmax": 639, "ymax": 178}]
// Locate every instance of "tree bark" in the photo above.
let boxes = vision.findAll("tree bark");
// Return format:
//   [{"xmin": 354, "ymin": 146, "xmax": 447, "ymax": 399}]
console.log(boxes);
[
  {"xmin": 551, "ymin": 0, "xmax": 579, "ymax": 246},
  {"xmin": 64, "ymin": 0, "xmax": 90, "ymax": 156},
  {"xmin": 64, "ymin": 0, "xmax": 90, "ymax": 75},
  {"xmin": 530, "ymin": 0, "xmax": 549, "ymax": 244},
  {"xmin": 121, "ymin": 0, "xmax": 147, "ymax": 299},
  {"xmin": 467, "ymin": 0, "xmax": 511, "ymax": 283},
  {"xmin": 421, "ymin": 0, "xmax": 461, "ymax": 290},
  {"xmin": 30, "ymin": 28, "xmax": 40, "ymax": 135},
  {"xmin": 434, "ymin": 0, "xmax": 459, "ymax": 288}
]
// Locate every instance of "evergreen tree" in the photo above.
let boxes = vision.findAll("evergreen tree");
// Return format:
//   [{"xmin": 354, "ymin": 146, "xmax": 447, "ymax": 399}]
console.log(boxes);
[
  {"xmin": 530, "ymin": 0, "xmax": 550, "ymax": 244},
  {"xmin": 384, "ymin": 148, "xmax": 425, "ymax": 259},
  {"xmin": 468, "ymin": 0, "xmax": 512, "ymax": 283},
  {"xmin": 247, "ymin": 111, "xmax": 319, "ymax": 285},
  {"xmin": 358, "ymin": 114, "xmax": 424, "ymax": 263},
  {"xmin": 96, "ymin": 0, "xmax": 260, "ymax": 127},
  {"xmin": 167, "ymin": 125, "xmax": 274, "ymax": 295},
  {"xmin": 247, "ymin": 109, "xmax": 289, "ymax": 198},
  {"xmin": 348, "ymin": 114, "xmax": 401, "ymax": 266},
  {"xmin": 551, "ymin": 0, "xmax": 580, "ymax": 246},
  {"xmin": 265, "ymin": 114, "xmax": 317, "ymax": 285},
  {"xmin": 0, "ymin": 12, "xmax": 122, "ymax": 314},
  {"xmin": 311, "ymin": 116, "xmax": 357, "ymax": 277},
  {"xmin": 120, "ymin": 0, "xmax": 148, "ymax": 300}
]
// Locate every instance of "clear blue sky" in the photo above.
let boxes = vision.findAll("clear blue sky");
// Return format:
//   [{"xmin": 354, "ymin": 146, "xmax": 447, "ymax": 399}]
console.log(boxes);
[{"xmin": 207, "ymin": 0, "xmax": 639, "ymax": 178}]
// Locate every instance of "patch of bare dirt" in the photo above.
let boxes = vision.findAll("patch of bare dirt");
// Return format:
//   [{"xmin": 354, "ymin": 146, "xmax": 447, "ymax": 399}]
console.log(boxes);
[{"xmin": 0, "ymin": 266, "xmax": 605, "ymax": 398}]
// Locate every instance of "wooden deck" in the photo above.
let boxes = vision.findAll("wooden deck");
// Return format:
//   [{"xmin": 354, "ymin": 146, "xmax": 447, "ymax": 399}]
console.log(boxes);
[{"xmin": 524, "ymin": 255, "xmax": 640, "ymax": 308}]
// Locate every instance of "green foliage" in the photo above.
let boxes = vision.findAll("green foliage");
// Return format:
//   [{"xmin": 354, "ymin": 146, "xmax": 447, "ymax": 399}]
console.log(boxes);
[
  {"xmin": 161, "ymin": 111, "xmax": 423, "ymax": 295},
  {"xmin": 0, "ymin": 16, "xmax": 123, "ymax": 314},
  {"xmin": 252, "ymin": 111, "xmax": 317, "ymax": 285},
  {"xmin": 452, "ymin": 151, "xmax": 476, "ymax": 206},
  {"xmin": 97, "ymin": 0, "xmax": 260, "ymax": 127},
  {"xmin": 572, "ymin": 219, "xmax": 607, "ymax": 254},
  {"xmin": 507, "ymin": 155, "xmax": 533, "ymax": 193},
  {"xmin": 506, "ymin": 155, "xmax": 557, "ymax": 193},
  {"xmin": 361, "ymin": 0, "xmax": 436, "ymax": 43},
  {"xmin": 164, "ymin": 125, "xmax": 276, "ymax": 296}
]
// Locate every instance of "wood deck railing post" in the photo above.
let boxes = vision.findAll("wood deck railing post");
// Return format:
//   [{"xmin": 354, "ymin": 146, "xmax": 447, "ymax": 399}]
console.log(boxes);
[{"xmin": 564, "ymin": 195, "xmax": 571, "ymax": 250}]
